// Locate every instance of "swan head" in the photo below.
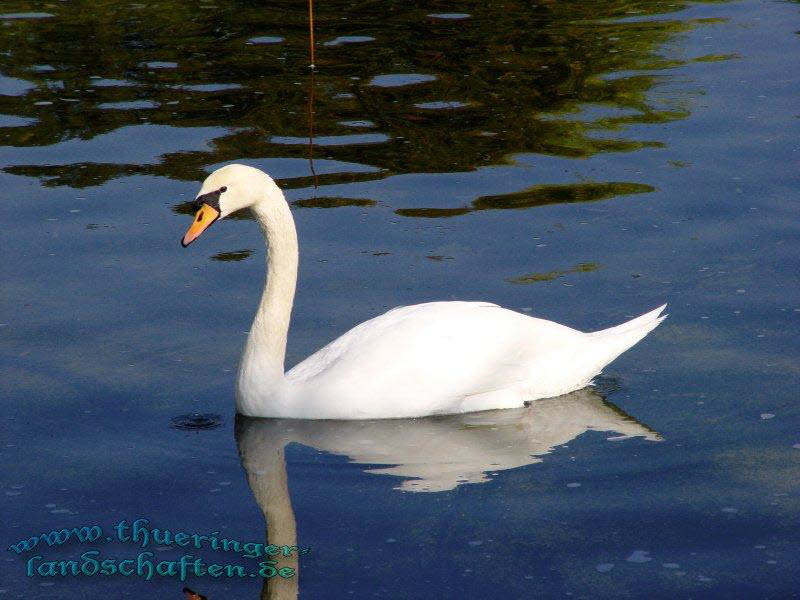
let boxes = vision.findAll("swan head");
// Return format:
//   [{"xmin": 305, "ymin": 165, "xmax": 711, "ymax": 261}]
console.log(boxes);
[{"xmin": 181, "ymin": 164, "xmax": 282, "ymax": 247}]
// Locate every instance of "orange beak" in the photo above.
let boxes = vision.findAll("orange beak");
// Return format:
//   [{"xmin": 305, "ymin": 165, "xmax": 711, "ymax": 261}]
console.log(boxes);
[{"xmin": 181, "ymin": 203, "xmax": 220, "ymax": 247}]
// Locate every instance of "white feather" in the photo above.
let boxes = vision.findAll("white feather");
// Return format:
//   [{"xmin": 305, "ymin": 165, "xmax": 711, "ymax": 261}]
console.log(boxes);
[
  {"xmin": 277, "ymin": 301, "xmax": 666, "ymax": 418},
  {"xmin": 189, "ymin": 165, "xmax": 667, "ymax": 419}
]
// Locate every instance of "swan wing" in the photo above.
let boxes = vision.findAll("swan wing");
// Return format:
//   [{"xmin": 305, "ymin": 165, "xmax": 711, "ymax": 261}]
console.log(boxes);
[{"xmin": 284, "ymin": 301, "xmax": 587, "ymax": 418}]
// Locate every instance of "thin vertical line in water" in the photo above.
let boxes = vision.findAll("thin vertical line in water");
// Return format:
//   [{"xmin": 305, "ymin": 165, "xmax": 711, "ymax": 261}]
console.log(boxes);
[
  {"xmin": 307, "ymin": 68, "xmax": 318, "ymax": 188},
  {"xmin": 307, "ymin": 0, "xmax": 316, "ymax": 69},
  {"xmin": 307, "ymin": 0, "xmax": 318, "ymax": 188}
]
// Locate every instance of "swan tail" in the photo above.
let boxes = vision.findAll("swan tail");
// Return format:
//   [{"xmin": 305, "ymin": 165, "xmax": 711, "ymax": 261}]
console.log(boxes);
[{"xmin": 584, "ymin": 304, "xmax": 667, "ymax": 374}]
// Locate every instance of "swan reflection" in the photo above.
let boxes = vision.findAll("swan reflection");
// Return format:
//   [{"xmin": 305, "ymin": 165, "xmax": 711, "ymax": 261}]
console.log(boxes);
[
  {"xmin": 235, "ymin": 388, "xmax": 660, "ymax": 598},
  {"xmin": 236, "ymin": 387, "xmax": 660, "ymax": 493}
]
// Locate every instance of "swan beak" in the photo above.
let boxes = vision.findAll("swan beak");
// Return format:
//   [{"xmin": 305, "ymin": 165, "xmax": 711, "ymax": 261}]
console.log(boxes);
[{"xmin": 182, "ymin": 203, "xmax": 220, "ymax": 247}]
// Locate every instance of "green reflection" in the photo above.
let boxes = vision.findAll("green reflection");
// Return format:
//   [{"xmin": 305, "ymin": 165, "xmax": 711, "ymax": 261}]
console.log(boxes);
[
  {"xmin": 292, "ymin": 196, "xmax": 375, "ymax": 209},
  {"xmin": 508, "ymin": 262, "xmax": 603, "ymax": 285},
  {"xmin": 396, "ymin": 181, "xmax": 654, "ymax": 218},
  {"xmin": 475, "ymin": 182, "xmax": 655, "ymax": 210},
  {"xmin": 0, "ymin": 0, "xmax": 730, "ymax": 191}
]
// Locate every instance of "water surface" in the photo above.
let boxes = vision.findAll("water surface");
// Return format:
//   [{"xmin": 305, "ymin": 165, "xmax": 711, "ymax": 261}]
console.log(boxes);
[{"xmin": 2, "ymin": 0, "xmax": 798, "ymax": 598}]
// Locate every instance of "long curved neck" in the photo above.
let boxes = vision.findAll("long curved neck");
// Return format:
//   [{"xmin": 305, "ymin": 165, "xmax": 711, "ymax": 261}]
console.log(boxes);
[{"xmin": 239, "ymin": 191, "xmax": 298, "ymax": 393}]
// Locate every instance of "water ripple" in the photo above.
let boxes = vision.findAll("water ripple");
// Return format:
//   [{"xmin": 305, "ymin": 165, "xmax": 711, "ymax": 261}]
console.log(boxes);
[{"xmin": 369, "ymin": 74, "xmax": 436, "ymax": 87}]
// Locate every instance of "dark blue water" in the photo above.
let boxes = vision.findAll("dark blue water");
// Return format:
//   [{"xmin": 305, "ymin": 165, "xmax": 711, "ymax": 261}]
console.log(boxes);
[{"xmin": 2, "ymin": 1, "xmax": 798, "ymax": 598}]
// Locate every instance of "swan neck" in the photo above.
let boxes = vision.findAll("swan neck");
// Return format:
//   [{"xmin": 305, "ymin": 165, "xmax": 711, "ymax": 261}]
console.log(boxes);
[{"xmin": 241, "ymin": 191, "xmax": 298, "ymax": 386}]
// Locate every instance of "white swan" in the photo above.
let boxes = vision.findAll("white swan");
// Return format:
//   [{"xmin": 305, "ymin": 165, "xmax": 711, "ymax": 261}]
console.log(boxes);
[{"xmin": 182, "ymin": 164, "xmax": 666, "ymax": 419}]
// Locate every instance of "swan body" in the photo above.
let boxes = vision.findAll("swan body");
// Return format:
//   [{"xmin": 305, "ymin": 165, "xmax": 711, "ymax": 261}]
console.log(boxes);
[{"xmin": 182, "ymin": 164, "xmax": 666, "ymax": 420}]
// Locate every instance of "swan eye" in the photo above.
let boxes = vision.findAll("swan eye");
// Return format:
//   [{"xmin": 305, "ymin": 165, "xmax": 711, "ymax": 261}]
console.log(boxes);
[{"xmin": 192, "ymin": 187, "xmax": 225, "ymax": 211}]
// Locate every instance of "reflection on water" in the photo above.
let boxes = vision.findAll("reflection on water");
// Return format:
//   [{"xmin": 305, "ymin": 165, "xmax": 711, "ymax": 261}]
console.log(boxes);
[
  {"xmin": 237, "ymin": 437, "xmax": 299, "ymax": 600},
  {"xmin": 0, "ymin": 12, "xmax": 54, "ymax": 20},
  {"xmin": 236, "ymin": 388, "xmax": 660, "ymax": 597},
  {"xmin": 0, "ymin": 0, "xmax": 722, "ymax": 192},
  {"xmin": 3, "ymin": 0, "xmax": 798, "ymax": 597},
  {"xmin": 238, "ymin": 388, "xmax": 660, "ymax": 494},
  {"xmin": 323, "ymin": 36, "xmax": 376, "ymax": 47},
  {"xmin": 508, "ymin": 262, "xmax": 603, "ymax": 285},
  {"xmin": 395, "ymin": 181, "xmax": 656, "ymax": 218},
  {"xmin": 269, "ymin": 133, "xmax": 390, "ymax": 146},
  {"xmin": 247, "ymin": 36, "xmax": 286, "ymax": 45},
  {"xmin": 210, "ymin": 249, "xmax": 254, "ymax": 262}
]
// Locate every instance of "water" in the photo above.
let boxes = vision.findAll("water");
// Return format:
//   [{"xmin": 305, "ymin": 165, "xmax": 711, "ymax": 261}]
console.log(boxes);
[{"xmin": 1, "ymin": 0, "xmax": 798, "ymax": 597}]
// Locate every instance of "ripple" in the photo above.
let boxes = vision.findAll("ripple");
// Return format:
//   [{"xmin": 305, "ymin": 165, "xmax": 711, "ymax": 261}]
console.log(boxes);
[
  {"xmin": 338, "ymin": 120, "xmax": 376, "ymax": 128},
  {"xmin": 626, "ymin": 550, "xmax": 652, "ymax": 563},
  {"xmin": 0, "ymin": 124, "xmax": 227, "ymax": 167},
  {"xmin": 324, "ymin": 36, "xmax": 376, "ymax": 47},
  {"xmin": 269, "ymin": 133, "xmax": 389, "ymax": 146},
  {"xmin": 97, "ymin": 100, "xmax": 158, "ymax": 110},
  {"xmin": 90, "ymin": 78, "xmax": 137, "ymax": 88},
  {"xmin": 394, "ymin": 182, "xmax": 654, "ymax": 219},
  {"xmin": 210, "ymin": 249, "xmax": 253, "ymax": 262},
  {"xmin": 0, "ymin": 114, "xmax": 37, "ymax": 127},
  {"xmin": 170, "ymin": 413, "xmax": 223, "ymax": 431},
  {"xmin": 507, "ymin": 263, "xmax": 602, "ymax": 285},
  {"xmin": 473, "ymin": 182, "xmax": 654, "ymax": 210},
  {"xmin": 427, "ymin": 13, "xmax": 471, "ymax": 19},
  {"xmin": 140, "ymin": 61, "xmax": 178, "ymax": 69},
  {"xmin": 414, "ymin": 101, "xmax": 469, "ymax": 110},
  {"xmin": 294, "ymin": 197, "xmax": 376, "ymax": 209},
  {"xmin": 247, "ymin": 36, "xmax": 284, "ymax": 45},
  {"xmin": 1, "ymin": 75, "xmax": 35, "ymax": 97},
  {"xmin": 0, "ymin": 12, "xmax": 54, "ymax": 19},
  {"xmin": 205, "ymin": 157, "xmax": 381, "ymax": 179},
  {"xmin": 541, "ymin": 104, "xmax": 642, "ymax": 123},
  {"xmin": 369, "ymin": 73, "xmax": 436, "ymax": 87},
  {"xmin": 395, "ymin": 208, "xmax": 471, "ymax": 218},
  {"xmin": 177, "ymin": 83, "xmax": 244, "ymax": 92}
]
